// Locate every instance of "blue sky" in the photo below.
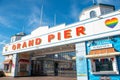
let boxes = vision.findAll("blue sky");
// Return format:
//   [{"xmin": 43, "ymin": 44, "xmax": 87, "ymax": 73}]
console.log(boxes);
[{"xmin": 0, "ymin": 0, "xmax": 120, "ymax": 69}]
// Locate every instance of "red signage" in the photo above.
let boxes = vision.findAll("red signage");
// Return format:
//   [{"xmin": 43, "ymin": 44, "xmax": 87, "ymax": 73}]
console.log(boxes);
[{"xmin": 11, "ymin": 26, "xmax": 86, "ymax": 51}]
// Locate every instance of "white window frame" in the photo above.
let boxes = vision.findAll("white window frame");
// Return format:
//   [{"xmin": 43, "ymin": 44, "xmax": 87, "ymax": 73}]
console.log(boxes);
[
  {"xmin": 18, "ymin": 63, "xmax": 29, "ymax": 72},
  {"xmin": 91, "ymin": 56, "xmax": 119, "ymax": 75},
  {"xmin": 90, "ymin": 10, "xmax": 97, "ymax": 18},
  {"xmin": 4, "ymin": 64, "xmax": 12, "ymax": 73}
]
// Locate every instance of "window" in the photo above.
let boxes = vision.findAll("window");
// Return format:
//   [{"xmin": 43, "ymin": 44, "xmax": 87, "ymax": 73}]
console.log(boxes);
[
  {"xmin": 94, "ymin": 58, "xmax": 113, "ymax": 72},
  {"xmin": 90, "ymin": 10, "xmax": 97, "ymax": 18},
  {"xmin": 4, "ymin": 64, "xmax": 11, "ymax": 72},
  {"xmin": 91, "ymin": 57, "xmax": 118, "ymax": 74},
  {"xmin": 19, "ymin": 64, "xmax": 28, "ymax": 72}
]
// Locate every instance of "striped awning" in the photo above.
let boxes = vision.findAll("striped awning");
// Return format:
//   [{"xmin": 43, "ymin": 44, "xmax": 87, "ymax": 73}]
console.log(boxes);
[
  {"xmin": 3, "ymin": 59, "xmax": 12, "ymax": 64},
  {"xmin": 19, "ymin": 59, "xmax": 29, "ymax": 63},
  {"xmin": 86, "ymin": 48, "xmax": 120, "ymax": 58},
  {"xmin": 86, "ymin": 52, "xmax": 120, "ymax": 58}
]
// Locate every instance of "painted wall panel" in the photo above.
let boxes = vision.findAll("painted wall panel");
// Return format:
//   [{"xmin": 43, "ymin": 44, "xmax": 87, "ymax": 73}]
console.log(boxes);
[
  {"xmin": 86, "ymin": 35, "xmax": 120, "ymax": 80},
  {"xmin": 76, "ymin": 42, "xmax": 88, "ymax": 80}
]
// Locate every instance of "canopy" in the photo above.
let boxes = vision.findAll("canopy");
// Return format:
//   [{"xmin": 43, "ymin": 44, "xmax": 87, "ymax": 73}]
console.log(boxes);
[
  {"xmin": 3, "ymin": 59, "xmax": 12, "ymax": 64},
  {"xmin": 86, "ymin": 48, "xmax": 120, "ymax": 58}
]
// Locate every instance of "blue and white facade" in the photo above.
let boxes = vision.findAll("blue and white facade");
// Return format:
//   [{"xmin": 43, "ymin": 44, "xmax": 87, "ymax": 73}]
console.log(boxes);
[
  {"xmin": 2, "ymin": 4, "xmax": 120, "ymax": 80},
  {"xmin": 86, "ymin": 36, "xmax": 120, "ymax": 80}
]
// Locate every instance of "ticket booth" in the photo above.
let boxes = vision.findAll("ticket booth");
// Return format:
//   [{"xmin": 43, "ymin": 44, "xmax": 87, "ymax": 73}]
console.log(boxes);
[{"xmin": 86, "ymin": 36, "xmax": 120, "ymax": 80}]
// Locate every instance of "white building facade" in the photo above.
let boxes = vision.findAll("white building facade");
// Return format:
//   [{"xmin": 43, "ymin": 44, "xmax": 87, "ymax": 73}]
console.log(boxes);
[{"xmin": 2, "ymin": 4, "xmax": 120, "ymax": 80}]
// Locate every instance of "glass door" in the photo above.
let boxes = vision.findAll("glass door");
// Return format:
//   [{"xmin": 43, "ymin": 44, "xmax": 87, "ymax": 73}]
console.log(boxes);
[{"xmin": 31, "ymin": 60, "xmax": 44, "ymax": 76}]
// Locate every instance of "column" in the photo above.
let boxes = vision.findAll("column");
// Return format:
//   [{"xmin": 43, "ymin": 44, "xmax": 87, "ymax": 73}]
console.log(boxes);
[
  {"xmin": 11, "ymin": 53, "xmax": 19, "ymax": 77},
  {"xmin": 75, "ymin": 42, "xmax": 88, "ymax": 80}
]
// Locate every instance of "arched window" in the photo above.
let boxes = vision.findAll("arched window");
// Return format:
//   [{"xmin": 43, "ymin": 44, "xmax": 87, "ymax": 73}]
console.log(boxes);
[{"xmin": 90, "ymin": 10, "xmax": 97, "ymax": 18}]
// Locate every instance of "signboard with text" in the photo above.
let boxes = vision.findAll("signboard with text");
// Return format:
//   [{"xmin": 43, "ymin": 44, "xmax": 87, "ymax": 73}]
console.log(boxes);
[{"xmin": 3, "ymin": 13, "xmax": 120, "ymax": 55}]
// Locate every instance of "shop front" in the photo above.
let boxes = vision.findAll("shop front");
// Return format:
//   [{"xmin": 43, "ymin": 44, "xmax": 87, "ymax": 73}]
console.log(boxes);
[
  {"xmin": 17, "ymin": 53, "xmax": 30, "ymax": 76},
  {"xmin": 86, "ymin": 36, "xmax": 120, "ymax": 80},
  {"xmin": 30, "ymin": 44, "xmax": 76, "ymax": 77},
  {"xmin": 31, "ymin": 51, "xmax": 76, "ymax": 77},
  {"xmin": 3, "ymin": 58, "xmax": 12, "ymax": 76},
  {"xmin": 8, "ymin": 44, "xmax": 77, "ymax": 77}
]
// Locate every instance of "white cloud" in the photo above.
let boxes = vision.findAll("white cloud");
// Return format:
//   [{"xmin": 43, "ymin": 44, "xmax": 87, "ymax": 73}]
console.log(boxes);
[
  {"xmin": 0, "ymin": 16, "xmax": 12, "ymax": 28},
  {"xmin": 0, "ymin": 34, "xmax": 9, "ymax": 41},
  {"xmin": 26, "ymin": 6, "xmax": 41, "ymax": 32},
  {"xmin": 28, "ymin": 14, "xmax": 40, "ymax": 27},
  {"xmin": 0, "ymin": 34, "xmax": 9, "ymax": 48},
  {"xmin": 0, "ymin": 35, "xmax": 7, "ymax": 64},
  {"xmin": 26, "ymin": 5, "xmax": 53, "ymax": 32},
  {"xmin": 70, "ymin": 3, "xmax": 79, "ymax": 21},
  {"xmin": 0, "ymin": 40, "xmax": 6, "ymax": 45}
]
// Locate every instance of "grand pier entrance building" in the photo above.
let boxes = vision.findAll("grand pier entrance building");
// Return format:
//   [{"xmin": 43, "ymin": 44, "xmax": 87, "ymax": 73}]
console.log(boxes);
[{"xmin": 2, "ymin": 4, "xmax": 120, "ymax": 80}]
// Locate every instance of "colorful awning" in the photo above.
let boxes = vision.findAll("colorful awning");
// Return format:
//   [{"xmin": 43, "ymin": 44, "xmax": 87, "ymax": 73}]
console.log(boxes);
[
  {"xmin": 86, "ymin": 52, "xmax": 120, "ymax": 58},
  {"xmin": 3, "ymin": 59, "xmax": 12, "ymax": 64},
  {"xmin": 86, "ymin": 48, "xmax": 120, "ymax": 58},
  {"xmin": 19, "ymin": 59, "xmax": 29, "ymax": 63}
]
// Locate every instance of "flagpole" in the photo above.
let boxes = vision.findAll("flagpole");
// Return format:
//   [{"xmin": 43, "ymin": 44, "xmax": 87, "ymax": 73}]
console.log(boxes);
[
  {"xmin": 93, "ymin": 0, "xmax": 95, "ymax": 4},
  {"xmin": 54, "ymin": 14, "xmax": 56, "ymax": 26},
  {"xmin": 40, "ymin": 5, "xmax": 43, "ymax": 26}
]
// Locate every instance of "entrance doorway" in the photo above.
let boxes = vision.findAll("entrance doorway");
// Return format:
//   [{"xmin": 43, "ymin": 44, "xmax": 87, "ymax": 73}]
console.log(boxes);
[
  {"xmin": 31, "ymin": 60, "xmax": 44, "ymax": 76},
  {"xmin": 54, "ymin": 62, "xmax": 58, "ymax": 76},
  {"xmin": 31, "ymin": 51, "xmax": 76, "ymax": 77}
]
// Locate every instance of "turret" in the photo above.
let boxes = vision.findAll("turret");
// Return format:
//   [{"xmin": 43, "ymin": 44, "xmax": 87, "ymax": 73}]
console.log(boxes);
[
  {"xmin": 79, "ymin": 4, "xmax": 115, "ymax": 21},
  {"xmin": 11, "ymin": 32, "xmax": 25, "ymax": 42}
]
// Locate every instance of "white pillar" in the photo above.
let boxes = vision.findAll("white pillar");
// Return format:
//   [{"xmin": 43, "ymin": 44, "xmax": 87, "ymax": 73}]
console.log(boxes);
[
  {"xmin": 75, "ymin": 42, "xmax": 88, "ymax": 80},
  {"xmin": 11, "ymin": 53, "xmax": 19, "ymax": 77}
]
